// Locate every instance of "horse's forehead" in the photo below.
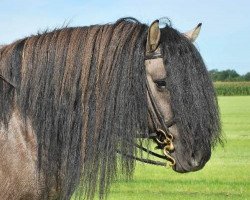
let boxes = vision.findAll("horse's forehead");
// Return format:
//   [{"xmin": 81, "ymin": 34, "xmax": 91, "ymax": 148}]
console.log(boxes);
[{"xmin": 145, "ymin": 58, "xmax": 166, "ymax": 79}]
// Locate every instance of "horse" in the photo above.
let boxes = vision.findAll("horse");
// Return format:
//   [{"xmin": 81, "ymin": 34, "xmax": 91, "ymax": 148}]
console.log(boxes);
[{"xmin": 0, "ymin": 18, "xmax": 221, "ymax": 200}]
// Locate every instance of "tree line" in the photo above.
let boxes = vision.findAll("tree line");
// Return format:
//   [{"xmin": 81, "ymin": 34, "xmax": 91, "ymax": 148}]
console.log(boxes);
[{"xmin": 209, "ymin": 69, "xmax": 250, "ymax": 82}]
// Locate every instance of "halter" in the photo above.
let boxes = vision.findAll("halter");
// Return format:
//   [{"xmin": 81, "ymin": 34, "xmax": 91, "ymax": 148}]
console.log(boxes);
[{"xmin": 120, "ymin": 50, "xmax": 176, "ymax": 167}]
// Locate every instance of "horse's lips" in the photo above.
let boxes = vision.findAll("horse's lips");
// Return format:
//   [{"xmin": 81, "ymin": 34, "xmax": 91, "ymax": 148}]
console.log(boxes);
[
  {"xmin": 171, "ymin": 155, "xmax": 189, "ymax": 173},
  {"xmin": 170, "ymin": 150, "xmax": 208, "ymax": 173}
]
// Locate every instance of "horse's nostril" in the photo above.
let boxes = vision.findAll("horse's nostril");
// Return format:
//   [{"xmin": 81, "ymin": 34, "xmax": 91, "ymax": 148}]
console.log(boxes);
[
  {"xmin": 190, "ymin": 152, "xmax": 202, "ymax": 168},
  {"xmin": 190, "ymin": 158, "xmax": 200, "ymax": 167}
]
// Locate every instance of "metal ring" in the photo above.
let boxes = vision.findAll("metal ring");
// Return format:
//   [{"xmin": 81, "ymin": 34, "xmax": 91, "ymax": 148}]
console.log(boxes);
[{"xmin": 163, "ymin": 147, "xmax": 176, "ymax": 166}]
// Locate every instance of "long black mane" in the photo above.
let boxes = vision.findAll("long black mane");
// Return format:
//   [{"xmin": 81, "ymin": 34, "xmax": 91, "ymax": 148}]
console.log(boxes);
[
  {"xmin": 161, "ymin": 27, "xmax": 221, "ymax": 156},
  {"xmin": 0, "ymin": 18, "xmax": 221, "ymax": 199}
]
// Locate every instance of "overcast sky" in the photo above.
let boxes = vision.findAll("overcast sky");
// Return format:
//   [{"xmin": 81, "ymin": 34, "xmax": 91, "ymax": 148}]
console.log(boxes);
[{"xmin": 0, "ymin": 0, "xmax": 249, "ymax": 74}]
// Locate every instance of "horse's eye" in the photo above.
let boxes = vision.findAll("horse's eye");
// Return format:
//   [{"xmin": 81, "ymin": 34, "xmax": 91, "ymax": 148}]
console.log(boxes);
[{"xmin": 154, "ymin": 79, "xmax": 167, "ymax": 90}]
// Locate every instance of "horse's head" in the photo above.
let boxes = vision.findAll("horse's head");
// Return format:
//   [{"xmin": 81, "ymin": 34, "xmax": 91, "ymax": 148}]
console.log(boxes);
[{"xmin": 145, "ymin": 20, "xmax": 220, "ymax": 173}]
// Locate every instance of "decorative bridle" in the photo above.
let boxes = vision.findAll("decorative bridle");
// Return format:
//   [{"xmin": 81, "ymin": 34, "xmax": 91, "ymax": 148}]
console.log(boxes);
[
  {"xmin": 119, "ymin": 49, "xmax": 176, "ymax": 168},
  {"xmin": 142, "ymin": 50, "xmax": 176, "ymax": 167}
]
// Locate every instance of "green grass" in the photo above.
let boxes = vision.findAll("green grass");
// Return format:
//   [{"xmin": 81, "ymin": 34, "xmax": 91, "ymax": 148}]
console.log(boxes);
[{"xmin": 105, "ymin": 96, "xmax": 250, "ymax": 200}]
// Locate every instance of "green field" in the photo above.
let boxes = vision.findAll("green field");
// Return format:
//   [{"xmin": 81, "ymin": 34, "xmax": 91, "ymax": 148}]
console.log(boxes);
[
  {"xmin": 105, "ymin": 96, "xmax": 250, "ymax": 200},
  {"xmin": 214, "ymin": 82, "xmax": 250, "ymax": 96}
]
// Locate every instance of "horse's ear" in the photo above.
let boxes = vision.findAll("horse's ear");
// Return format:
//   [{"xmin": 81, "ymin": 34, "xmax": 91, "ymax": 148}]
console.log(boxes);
[
  {"xmin": 183, "ymin": 23, "xmax": 202, "ymax": 42},
  {"xmin": 146, "ymin": 20, "xmax": 161, "ymax": 53}
]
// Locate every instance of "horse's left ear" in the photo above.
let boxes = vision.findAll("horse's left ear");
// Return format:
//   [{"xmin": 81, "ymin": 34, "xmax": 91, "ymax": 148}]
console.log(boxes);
[
  {"xmin": 146, "ymin": 20, "xmax": 161, "ymax": 53},
  {"xmin": 183, "ymin": 23, "xmax": 202, "ymax": 42}
]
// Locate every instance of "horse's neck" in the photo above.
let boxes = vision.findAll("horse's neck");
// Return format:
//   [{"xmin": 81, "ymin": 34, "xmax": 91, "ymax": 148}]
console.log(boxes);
[{"xmin": 0, "ymin": 110, "xmax": 42, "ymax": 199}]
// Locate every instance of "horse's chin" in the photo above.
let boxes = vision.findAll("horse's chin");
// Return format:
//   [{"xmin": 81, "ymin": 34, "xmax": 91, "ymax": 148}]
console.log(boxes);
[
  {"xmin": 172, "ymin": 163, "xmax": 193, "ymax": 173},
  {"xmin": 172, "ymin": 162, "xmax": 205, "ymax": 173},
  {"xmin": 170, "ymin": 152, "xmax": 207, "ymax": 173}
]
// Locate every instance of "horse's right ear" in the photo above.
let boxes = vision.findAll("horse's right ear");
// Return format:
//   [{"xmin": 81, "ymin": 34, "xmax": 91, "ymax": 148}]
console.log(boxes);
[{"xmin": 146, "ymin": 20, "xmax": 161, "ymax": 53}]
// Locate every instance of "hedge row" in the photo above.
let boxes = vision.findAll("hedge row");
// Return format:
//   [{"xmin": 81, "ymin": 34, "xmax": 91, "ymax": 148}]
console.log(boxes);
[{"xmin": 213, "ymin": 82, "xmax": 250, "ymax": 96}]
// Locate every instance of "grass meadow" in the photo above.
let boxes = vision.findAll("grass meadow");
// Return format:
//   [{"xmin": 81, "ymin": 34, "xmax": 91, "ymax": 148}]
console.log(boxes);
[{"xmin": 104, "ymin": 96, "xmax": 250, "ymax": 200}]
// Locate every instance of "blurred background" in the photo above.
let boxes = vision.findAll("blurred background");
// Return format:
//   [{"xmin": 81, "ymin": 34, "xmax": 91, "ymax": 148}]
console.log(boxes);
[{"xmin": 1, "ymin": 1, "xmax": 249, "ymax": 199}]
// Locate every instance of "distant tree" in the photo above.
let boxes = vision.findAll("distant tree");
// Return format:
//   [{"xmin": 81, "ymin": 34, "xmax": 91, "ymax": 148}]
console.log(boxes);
[
  {"xmin": 209, "ymin": 69, "xmax": 241, "ymax": 81},
  {"xmin": 209, "ymin": 69, "xmax": 219, "ymax": 81},
  {"xmin": 217, "ymin": 70, "xmax": 227, "ymax": 81},
  {"xmin": 244, "ymin": 72, "xmax": 250, "ymax": 81},
  {"xmin": 234, "ymin": 76, "xmax": 245, "ymax": 81}
]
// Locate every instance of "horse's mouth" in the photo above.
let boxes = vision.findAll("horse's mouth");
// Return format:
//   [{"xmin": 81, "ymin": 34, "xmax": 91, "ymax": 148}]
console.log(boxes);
[
  {"xmin": 171, "ymin": 155, "xmax": 189, "ymax": 173},
  {"xmin": 170, "ymin": 151, "xmax": 208, "ymax": 173}
]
